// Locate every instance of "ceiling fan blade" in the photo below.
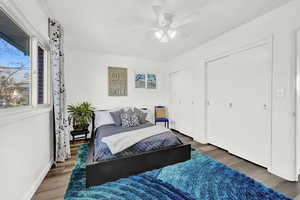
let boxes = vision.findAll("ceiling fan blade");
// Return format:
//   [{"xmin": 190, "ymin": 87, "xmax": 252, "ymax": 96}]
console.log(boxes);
[
  {"xmin": 153, "ymin": 0, "xmax": 167, "ymax": 7},
  {"xmin": 171, "ymin": 1, "xmax": 220, "ymax": 29},
  {"xmin": 171, "ymin": 11, "xmax": 201, "ymax": 29},
  {"xmin": 152, "ymin": 5, "xmax": 163, "ymax": 17},
  {"xmin": 176, "ymin": 30, "xmax": 190, "ymax": 39},
  {"xmin": 116, "ymin": 16, "xmax": 156, "ymax": 29}
]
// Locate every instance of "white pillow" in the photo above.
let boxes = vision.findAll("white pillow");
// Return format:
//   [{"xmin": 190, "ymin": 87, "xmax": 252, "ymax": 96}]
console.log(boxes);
[{"xmin": 94, "ymin": 111, "xmax": 115, "ymax": 130}]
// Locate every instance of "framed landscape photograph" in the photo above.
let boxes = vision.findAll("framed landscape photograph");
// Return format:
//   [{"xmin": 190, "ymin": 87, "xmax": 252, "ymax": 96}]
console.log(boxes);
[
  {"xmin": 135, "ymin": 73, "xmax": 146, "ymax": 88},
  {"xmin": 147, "ymin": 74, "xmax": 157, "ymax": 89}
]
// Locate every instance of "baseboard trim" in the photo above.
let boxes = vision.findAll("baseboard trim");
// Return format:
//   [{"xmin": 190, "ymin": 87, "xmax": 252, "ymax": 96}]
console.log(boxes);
[
  {"xmin": 268, "ymin": 168, "xmax": 298, "ymax": 182},
  {"xmin": 23, "ymin": 158, "xmax": 54, "ymax": 200}
]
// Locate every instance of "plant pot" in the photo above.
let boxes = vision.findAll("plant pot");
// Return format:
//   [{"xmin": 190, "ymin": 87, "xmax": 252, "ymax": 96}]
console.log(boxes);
[{"xmin": 73, "ymin": 124, "xmax": 89, "ymax": 131}]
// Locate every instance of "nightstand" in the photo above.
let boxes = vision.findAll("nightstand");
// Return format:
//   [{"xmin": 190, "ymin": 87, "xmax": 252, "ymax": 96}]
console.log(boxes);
[{"xmin": 70, "ymin": 129, "xmax": 89, "ymax": 141}]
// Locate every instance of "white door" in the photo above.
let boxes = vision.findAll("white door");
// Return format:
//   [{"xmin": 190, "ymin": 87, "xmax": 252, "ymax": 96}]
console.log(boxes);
[
  {"xmin": 207, "ymin": 43, "xmax": 272, "ymax": 167},
  {"xmin": 170, "ymin": 71, "xmax": 180, "ymax": 130},
  {"xmin": 207, "ymin": 56, "xmax": 235, "ymax": 150},
  {"xmin": 181, "ymin": 68, "xmax": 194, "ymax": 136},
  {"xmin": 228, "ymin": 44, "xmax": 271, "ymax": 167},
  {"xmin": 170, "ymin": 69, "xmax": 194, "ymax": 137}
]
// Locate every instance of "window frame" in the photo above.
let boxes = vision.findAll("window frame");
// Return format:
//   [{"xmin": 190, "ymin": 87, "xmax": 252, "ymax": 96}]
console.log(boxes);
[
  {"xmin": 31, "ymin": 39, "xmax": 51, "ymax": 107},
  {"xmin": 37, "ymin": 44, "xmax": 45, "ymax": 105},
  {"xmin": 0, "ymin": 2, "xmax": 51, "ymax": 124}
]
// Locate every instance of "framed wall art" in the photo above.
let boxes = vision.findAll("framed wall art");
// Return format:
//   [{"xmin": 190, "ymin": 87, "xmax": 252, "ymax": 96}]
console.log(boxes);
[
  {"xmin": 147, "ymin": 74, "xmax": 157, "ymax": 89},
  {"xmin": 108, "ymin": 67, "xmax": 128, "ymax": 96},
  {"xmin": 135, "ymin": 73, "xmax": 146, "ymax": 88}
]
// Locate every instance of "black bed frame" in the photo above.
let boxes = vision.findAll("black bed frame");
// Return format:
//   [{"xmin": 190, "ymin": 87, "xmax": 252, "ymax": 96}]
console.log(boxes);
[{"xmin": 86, "ymin": 111, "xmax": 191, "ymax": 187}]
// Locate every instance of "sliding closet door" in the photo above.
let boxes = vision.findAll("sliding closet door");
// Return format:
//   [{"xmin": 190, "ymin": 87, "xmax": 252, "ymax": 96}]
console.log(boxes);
[
  {"xmin": 207, "ymin": 56, "xmax": 235, "ymax": 150},
  {"xmin": 170, "ymin": 71, "xmax": 181, "ymax": 130},
  {"xmin": 207, "ymin": 43, "xmax": 271, "ymax": 167},
  {"xmin": 228, "ymin": 43, "xmax": 271, "ymax": 167},
  {"xmin": 170, "ymin": 69, "xmax": 194, "ymax": 137},
  {"xmin": 174, "ymin": 69, "xmax": 191, "ymax": 135}
]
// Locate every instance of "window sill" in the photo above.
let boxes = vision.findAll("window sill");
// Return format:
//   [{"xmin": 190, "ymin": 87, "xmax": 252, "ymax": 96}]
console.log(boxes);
[{"xmin": 0, "ymin": 106, "xmax": 52, "ymax": 128}]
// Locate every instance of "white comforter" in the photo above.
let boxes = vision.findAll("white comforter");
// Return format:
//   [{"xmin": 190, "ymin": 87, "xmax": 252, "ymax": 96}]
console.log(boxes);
[{"xmin": 101, "ymin": 125, "xmax": 170, "ymax": 154}]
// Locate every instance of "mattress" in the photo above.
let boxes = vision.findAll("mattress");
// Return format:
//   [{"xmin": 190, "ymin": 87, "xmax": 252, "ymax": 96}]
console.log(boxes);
[{"xmin": 94, "ymin": 122, "xmax": 182, "ymax": 161}]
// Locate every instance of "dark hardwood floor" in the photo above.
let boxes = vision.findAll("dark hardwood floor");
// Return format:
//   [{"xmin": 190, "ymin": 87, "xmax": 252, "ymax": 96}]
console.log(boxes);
[{"xmin": 32, "ymin": 134, "xmax": 300, "ymax": 200}]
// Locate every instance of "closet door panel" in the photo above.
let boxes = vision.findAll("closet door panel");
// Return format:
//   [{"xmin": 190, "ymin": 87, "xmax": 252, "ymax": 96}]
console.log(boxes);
[
  {"xmin": 170, "ymin": 70, "xmax": 185, "ymax": 132},
  {"xmin": 170, "ymin": 71, "xmax": 180, "ymax": 130},
  {"xmin": 206, "ymin": 43, "xmax": 271, "ymax": 168},
  {"xmin": 228, "ymin": 44, "xmax": 271, "ymax": 167},
  {"xmin": 180, "ymin": 69, "xmax": 193, "ymax": 136},
  {"xmin": 207, "ymin": 57, "xmax": 235, "ymax": 150},
  {"xmin": 170, "ymin": 69, "xmax": 194, "ymax": 137},
  {"xmin": 175, "ymin": 70, "xmax": 184, "ymax": 133}
]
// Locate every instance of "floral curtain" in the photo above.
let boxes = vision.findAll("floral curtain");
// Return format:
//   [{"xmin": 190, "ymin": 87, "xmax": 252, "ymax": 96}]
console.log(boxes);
[{"xmin": 49, "ymin": 19, "xmax": 71, "ymax": 162}]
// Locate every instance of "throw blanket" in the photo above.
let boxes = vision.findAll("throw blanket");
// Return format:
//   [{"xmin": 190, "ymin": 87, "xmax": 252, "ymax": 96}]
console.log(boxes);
[
  {"xmin": 94, "ymin": 123, "xmax": 181, "ymax": 161},
  {"xmin": 102, "ymin": 125, "xmax": 170, "ymax": 154}
]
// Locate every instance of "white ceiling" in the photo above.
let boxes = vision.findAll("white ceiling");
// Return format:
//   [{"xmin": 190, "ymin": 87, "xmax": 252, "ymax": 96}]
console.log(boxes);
[{"xmin": 44, "ymin": 0, "xmax": 292, "ymax": 61}]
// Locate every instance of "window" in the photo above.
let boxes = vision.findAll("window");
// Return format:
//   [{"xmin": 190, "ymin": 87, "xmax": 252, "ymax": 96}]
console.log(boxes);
[
  {"xmin": 0, "ymin": 8, "xmax": 49, "ymax": 110},
  {"xmin": 0, "ymin": 9, "xmax": 31, "ymax": 109},
  {"xmin": 37, "ymin": 46, "xmax": 44, "ymax": 104}
]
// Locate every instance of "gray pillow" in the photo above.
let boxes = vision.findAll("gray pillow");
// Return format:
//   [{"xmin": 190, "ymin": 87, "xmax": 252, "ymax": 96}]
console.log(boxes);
[
  {"xmin": 109, "ymin": 109, "xmax": 124, "ymax": 126},
  {"xmin": 120, "ymin": 109, "xmax": 140, "ymax": 128},
  {"xmin": 134, "ymin": 108, "xmax": 147, "ymax": 124}
]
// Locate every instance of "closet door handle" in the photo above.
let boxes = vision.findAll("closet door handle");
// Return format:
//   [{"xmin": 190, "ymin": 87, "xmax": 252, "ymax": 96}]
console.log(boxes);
[{"xmin": 263, "ymin": 104, "xmax": 268, "ymax": 110}]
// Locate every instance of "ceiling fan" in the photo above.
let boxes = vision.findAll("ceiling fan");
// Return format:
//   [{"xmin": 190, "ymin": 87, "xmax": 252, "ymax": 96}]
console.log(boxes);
[
  {"xmin": 150, "ymin": 0, "xmax": 198, "ymax": 43},
  {"xmin": 121, "ymin": 0, "xmax": 202, "ymax": 43},
  {"xmin": 151, "ymin": 3, "xmax": 178, "ymax": 43}
]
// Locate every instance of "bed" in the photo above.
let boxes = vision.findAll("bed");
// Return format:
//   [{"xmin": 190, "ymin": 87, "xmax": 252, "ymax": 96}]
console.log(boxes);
[{"xmin": 86, "ymin": 109, "xmax": 191, "ymax": 187}]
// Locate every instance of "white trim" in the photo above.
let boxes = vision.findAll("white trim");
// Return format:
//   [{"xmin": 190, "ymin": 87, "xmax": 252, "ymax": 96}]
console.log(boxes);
[
  {"xmin": 0, "ymin": 1, "xmax": 51, "ymax": 112},
  {"xmin": 268, "ymin": 168, "xmax": 297, "ymax": 182},
  {"xmin": 0, "ymin": 106, "xmax": 51, "ymax": 128},
  {"xmin": 205, "ymin": 37, "xmax": 273, "ymax": 63},
  {"xmin": 31, "ymin": 37, "xmax": 39, "ymax": 107},
  {"xmin": 42, "ymin": 44, "xmax": 50, "ymax": 104},
  {"xmin": 295, "ymin": 28, "xmax": 300, "ymax": 180},
  {"xmin": 269, "ymin": 36, "xmax": 275, "ymax": 172},
  {"xmin": 0, "ymin": 0, "xmax": 49, "ymax": 45},
  {"xmin": 37, "ymin": 42, "xmax": 50, "ymax": 105},
  {"xmin": 23, "ymin": 158, "xmax": 53, "ymax": 200},
  {"xmin": 204, "ymin": 61, "xmax": 208, "ymax": 144}
]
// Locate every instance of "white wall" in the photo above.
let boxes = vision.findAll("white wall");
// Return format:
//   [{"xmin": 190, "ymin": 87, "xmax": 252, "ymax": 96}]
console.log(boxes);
[
  {"xmin": 64, "ymin": 48, "xmax": 168, "ymax": 121},
  {"xmin": 167, "ymin": 0, "xmax": 299, "ymax": 181},
  {"xmin": 0, "ymin": 0, "xmax": 53, "ymax": 200},
  {"xmin": 0, "ymin": 111, "xmax": 53, "ymax": 200}
]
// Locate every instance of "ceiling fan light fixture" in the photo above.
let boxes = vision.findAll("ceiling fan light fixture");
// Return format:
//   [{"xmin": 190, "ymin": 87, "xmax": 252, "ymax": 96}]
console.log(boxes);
[
  {"xmin": 155, "ymin": 30, "xmax": 164, "ymax": 39},
  {"xmin": 160, "ymin": 34, "xmax": 169, "ymax": 43},
  {"xmin": 168, "ymin": 29, "xmax": 177, "ymax": 39},
  {"xmin": 155, "ymin": 29, "xmax": 177, "ymax": 43}
]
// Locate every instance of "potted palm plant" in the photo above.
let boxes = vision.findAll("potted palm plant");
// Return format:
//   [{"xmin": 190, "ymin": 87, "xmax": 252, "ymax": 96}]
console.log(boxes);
[{"xmin": 67, "ymin": 102, "xmax": 94, "ymax": 131}]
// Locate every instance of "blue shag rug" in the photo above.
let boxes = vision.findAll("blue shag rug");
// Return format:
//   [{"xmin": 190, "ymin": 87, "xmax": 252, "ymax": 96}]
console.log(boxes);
[{"xmin": 65, "ymin": 145, "xmax": 291, "ymax": 200}]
